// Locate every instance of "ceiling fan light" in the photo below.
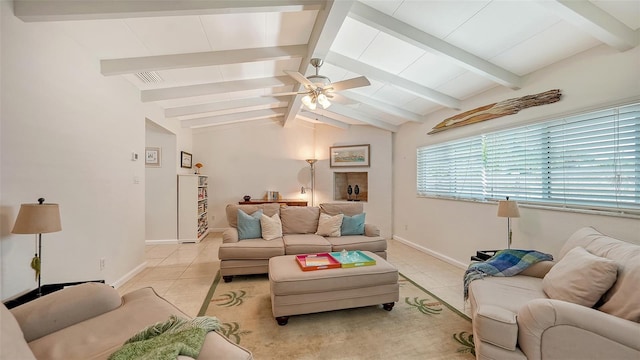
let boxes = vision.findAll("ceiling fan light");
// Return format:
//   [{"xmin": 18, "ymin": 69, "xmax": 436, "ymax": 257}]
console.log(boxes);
[
  {"xmin": 317, "ymin": 93, "xmax": 331, "ymax": 109},
  {"xmin": 307, "ymin": 99, "xmax": 317, "ymax": 110},
  {"xmin": 301, "ymin": 94, "xmax": 313, "ymax": 107}
]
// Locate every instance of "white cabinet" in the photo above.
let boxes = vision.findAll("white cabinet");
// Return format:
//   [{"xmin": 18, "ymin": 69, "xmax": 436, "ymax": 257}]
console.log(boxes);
[{"xmin": 178, "ymin": 175, "xmax": 208, "ymax": 243}]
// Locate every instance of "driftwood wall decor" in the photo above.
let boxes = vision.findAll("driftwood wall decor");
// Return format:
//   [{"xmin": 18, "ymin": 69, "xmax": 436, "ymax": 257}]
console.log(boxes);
[{"xmin": 428, "ymin": 89, "xmax": 562, "ymax": 135}]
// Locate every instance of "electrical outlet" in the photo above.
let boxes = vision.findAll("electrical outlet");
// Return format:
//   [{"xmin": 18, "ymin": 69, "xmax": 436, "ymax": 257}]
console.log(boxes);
[{"xmin": 100, "ymin": 258, "xmax": 106, "ymax": 270}]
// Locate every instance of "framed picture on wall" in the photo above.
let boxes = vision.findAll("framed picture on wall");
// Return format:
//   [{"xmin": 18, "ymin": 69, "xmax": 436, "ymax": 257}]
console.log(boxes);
[
  {"xmin": 330, "ymin": 144, "xmax": 370, "ymax": 167},
  {"xmin": 181, "ymin": 151, "xmax": 193, "ymax": 168},
  {"xmin": 145, "ymin": 147, "xmax": 161, "ymax": 167}
]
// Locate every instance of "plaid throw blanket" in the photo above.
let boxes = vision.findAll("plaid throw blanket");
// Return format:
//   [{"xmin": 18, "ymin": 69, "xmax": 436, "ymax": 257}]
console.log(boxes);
[{"xmin": 464, "ymin": 249, "xmax": 553, "ymax": 300}]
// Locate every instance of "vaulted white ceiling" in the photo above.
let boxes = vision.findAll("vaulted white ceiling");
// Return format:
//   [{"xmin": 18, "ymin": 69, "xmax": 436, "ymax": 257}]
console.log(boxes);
[{"xmin": 14, "ymin": 0, "xmax": 640, "ymax": 132}]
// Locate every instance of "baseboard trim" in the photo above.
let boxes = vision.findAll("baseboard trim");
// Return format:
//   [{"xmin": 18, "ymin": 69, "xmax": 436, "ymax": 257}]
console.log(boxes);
[
  {"xmin": 111, "ymin": 261, "xmax": 147, "ymax": 289},
  {"xmin": 392, "ymin": 235, "xmax": 467, "ymax": 270},
  {"xmin": 145, "ymin": 239, "xmax": 179, "ymax": 245}
]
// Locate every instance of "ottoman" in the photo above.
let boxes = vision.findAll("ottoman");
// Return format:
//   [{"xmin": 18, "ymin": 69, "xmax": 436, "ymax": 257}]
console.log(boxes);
[{"xmin": 269, "ymin": 251, "xmax": 399, "ymax": 325}]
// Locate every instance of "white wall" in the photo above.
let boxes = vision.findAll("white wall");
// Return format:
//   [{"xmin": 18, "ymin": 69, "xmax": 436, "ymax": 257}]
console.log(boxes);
[
  {"xmin": 393, "ymin": 44, "xmax": 640, "ymax": 267},
  {"xmin": 0, "ymin": 3, "xmax": 157, "ymax": 299},
  {"xmin": 193, "ymin": 119, "xmax": 315, "ymax": 230},
  {"xmin": 145, "ymin": 120, "xmax": 178, "ymax": 242},
  {"xmin": 315, "ymin": 124, "xmax": 393, "ymax": 238},
  {"xmin": 192, "ymin": 119, "xmax": 393, "ymax": 238}
]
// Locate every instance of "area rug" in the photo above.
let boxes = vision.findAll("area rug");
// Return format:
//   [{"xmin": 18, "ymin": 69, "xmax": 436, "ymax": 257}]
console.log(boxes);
[{"xmin": 199, "ymin": 272, "xmax": 474, "ymax": 359}]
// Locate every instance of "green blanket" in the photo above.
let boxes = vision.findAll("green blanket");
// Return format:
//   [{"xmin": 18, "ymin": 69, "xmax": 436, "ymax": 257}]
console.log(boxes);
[{"xmin": 109, "ymin": 315, "xmax": 221, "ymax": 360}]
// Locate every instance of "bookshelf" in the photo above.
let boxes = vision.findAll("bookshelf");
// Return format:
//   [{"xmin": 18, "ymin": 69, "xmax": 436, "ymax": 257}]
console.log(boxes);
[{"xmin": 178, "ymin": 175, "xmax": 208, "ymax": 243}]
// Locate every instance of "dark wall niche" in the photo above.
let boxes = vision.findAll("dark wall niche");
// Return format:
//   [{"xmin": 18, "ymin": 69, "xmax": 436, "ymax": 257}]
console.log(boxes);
[{"xmin": 334, "ymin": 172, "xmax": 368, "ymax": 202}]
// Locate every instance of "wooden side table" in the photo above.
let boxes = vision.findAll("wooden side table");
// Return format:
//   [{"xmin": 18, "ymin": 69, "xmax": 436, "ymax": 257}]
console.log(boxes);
[
  {"xmin": 470, "ymin": 250, "xmax": 499, "ymax": 262},
  {"xmin": 239, "ymin": 200, "xmax": 307, "ymax": 207}
]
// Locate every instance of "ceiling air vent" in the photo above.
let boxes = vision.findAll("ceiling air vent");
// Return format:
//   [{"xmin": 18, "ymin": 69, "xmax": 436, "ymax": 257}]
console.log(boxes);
[{"xmin": 135, "ymin": 71, "xmax": 163, "ymax": 84}]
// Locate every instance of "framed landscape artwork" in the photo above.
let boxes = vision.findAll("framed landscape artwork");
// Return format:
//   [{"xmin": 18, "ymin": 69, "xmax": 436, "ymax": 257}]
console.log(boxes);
[
  {"xmin": 145, "ymin": 147, "xmax": 161, "ymax": 167},
  {"xmin": 330, "ymin": 144, "xmax": 370, "ymax": 168},
  {"xmin": 181, "ymin": 151, "xmax": 192, "ymax": 168}
]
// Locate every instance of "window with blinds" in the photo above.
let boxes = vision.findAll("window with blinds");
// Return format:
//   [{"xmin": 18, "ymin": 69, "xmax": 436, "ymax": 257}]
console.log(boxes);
[{"xmin": 417, "ymin": 103, "xmax": 640, "ymax": 215}]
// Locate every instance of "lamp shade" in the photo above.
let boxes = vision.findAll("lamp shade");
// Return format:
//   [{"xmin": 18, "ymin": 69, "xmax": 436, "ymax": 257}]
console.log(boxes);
[
  {"xmin": 12, "ymin": 203, "xmax": 62, "ymax": 234},
  {"xmin": 497, "ymin": 200, "xmax": 520, "ymax": 218}
]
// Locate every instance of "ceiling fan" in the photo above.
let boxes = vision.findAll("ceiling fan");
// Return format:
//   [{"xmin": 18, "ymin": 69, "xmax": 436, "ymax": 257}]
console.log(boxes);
[{"xmin": 273, "ymin": 58, "xmax": 370, "ymax": 110}]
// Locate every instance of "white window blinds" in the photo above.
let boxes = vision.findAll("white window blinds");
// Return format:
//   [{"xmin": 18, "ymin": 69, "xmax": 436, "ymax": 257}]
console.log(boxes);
[{"xmin": 417, "ymin": 103, "xmax": 640, "ymax": 214}]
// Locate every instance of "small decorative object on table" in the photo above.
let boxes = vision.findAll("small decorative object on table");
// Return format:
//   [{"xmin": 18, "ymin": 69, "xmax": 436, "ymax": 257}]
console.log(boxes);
[
  {"xmin": 347, "ymin": 185, "xmax": 353, "ymax": 200},
  {"xmin": 354, "ymin": 184, "xmax": 360, "ymax": 201},
  {"xmin": 243, "ymin": 195, "xmax": 251, "ymax": 201},
  {"xmin": 194, "ymin": 162, "xmax": 203, "ymax": 174}
]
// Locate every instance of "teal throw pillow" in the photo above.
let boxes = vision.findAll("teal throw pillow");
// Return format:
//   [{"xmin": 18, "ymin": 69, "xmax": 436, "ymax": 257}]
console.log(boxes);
[
  {"xmin": 341, "ymin": 213, "xmax": 365, "ymax": 236},
  {"xmin": 237, "ymin": 209, "xmax": 263, "ymax": 240}
]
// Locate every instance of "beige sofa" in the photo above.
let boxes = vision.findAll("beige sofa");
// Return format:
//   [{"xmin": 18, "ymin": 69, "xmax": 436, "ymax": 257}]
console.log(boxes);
[
  {"xmin": 468, "ymin": 227, "xmax": 640, "ymax": 360},
  {"xmin": 1, "ymin": 282, "xmax": 252, "ymax": 359},
  {"xmin": 218, "ymin": 202, "xmax": 387, "ymax": 282}
]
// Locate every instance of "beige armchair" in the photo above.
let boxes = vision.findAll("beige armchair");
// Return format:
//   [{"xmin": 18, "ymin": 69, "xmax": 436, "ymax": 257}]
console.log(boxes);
[{"xmin": 2, "ymin": 282, "xmax": 252, "ymax": 359}]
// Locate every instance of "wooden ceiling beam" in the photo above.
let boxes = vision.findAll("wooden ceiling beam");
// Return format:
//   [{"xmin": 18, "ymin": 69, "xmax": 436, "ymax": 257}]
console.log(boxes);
[
  {"xmin": 102, "ymin": 45, "xmax": 307, "ymax": 76},
  {"xmin": 297, "ymin": 113, "xmax": 350, "ymax": 129},
  {"xmin": 535, "ymin": 0, "xmax": 639, "ymax": 51},
  {"xmin": 180, "ymin": 108, "xmax": 286, "ymax": 128},
  {"xmin": 337, "ymin": 91, "xmax": 427, "ymax": 123},
  {"xmin": 307, "ymin": 103, "xmax": 399, "ymax": 132},
  {"xmin": 349, "ymin": 2, "xmax": 523, "ymax": 90},
  {"xmin": 141, "ymin": 76, "xmax": 294, "ymax": 102},
  {"xmin": 14, "ymin": 0, "xmax": 324, "ymax": 22},
  {"xmin": 282, "ymin": 0, "xmax": 355, "ymax": 128},
  {"xmin": 326, "ymin": 52, "xmax": 459, "ymax": 110},
  {"xmin": 165, "ymin": 97, "xmax": 286, "ymax": 118}
]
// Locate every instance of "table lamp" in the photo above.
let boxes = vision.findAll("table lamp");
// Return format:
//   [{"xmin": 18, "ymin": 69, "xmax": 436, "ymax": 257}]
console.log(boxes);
[
  {"xmin": 11, "ymin": 198, "xmax": 62, "ymax": 297},
  {"xmin": 497, "ymin": 196, "xmax": 520, "ymax": 249}
]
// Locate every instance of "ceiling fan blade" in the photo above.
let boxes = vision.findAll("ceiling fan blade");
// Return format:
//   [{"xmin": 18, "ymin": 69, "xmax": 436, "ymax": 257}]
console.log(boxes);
[
  {"xmin": 284, "ymin": 70, "xmax": 315, "ymax": 90},
  {"xmin": 326, "ymin": 76, "xmax": 370, "ymax": 92},
  {"xmin": 269, "ymin": 91, "xmax": 304, "ymax": 97}
]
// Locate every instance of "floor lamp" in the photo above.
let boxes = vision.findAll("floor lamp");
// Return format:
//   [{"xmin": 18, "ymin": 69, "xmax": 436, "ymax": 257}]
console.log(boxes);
[
  {"xmin": 306, "ymin": 159, "xmax": 317, "ymax": 206},
  {"xmin": 12, "ymin": 198, "xmax": 62, "ymax": 297},
  {"xmin": 497, "ymin": 196, "xmax": 520, "ymax": 249}
]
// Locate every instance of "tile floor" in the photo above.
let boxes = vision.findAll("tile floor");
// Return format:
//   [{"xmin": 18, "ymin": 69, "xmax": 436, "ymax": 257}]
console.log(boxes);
[{"xmin": 118, "ymin": 233, "xmax": 471, "ymax": 318}]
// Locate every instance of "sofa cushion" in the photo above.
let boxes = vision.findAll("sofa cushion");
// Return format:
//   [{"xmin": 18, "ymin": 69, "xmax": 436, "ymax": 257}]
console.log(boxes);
[
  {"xmin": 219, "ymin": 238, "xmax": 284, "ymax": 260},
  {"xmin": 559, "ymin": 227, "xmax": 640, "ymax": 322},
  {"xmin": 237, "ymin": 209, "xmax": 262, "ymax": 240},
  {"xmin": 226, "ymin": 203, "xmax": 280, "ymax": 228},
  {"xmin": 469, "ymin": 276, "xmax": 547, "ymax": 351},
  {"xmin": 260, "ymin": 213, "xmax": 282, "ymax": 241},
  {"xmin": 325, "ymin": 235, "xmax": 387, "ymax": 253},
  {"xmin": 282, "ymin": 234, "xmax": 331, "ymax": 255},
  {"xmin": 280, "ymin": 206, "xmax": 319, "ymax": 234},
  {"xmin": 320, "ymin": 202, "xmax": 363, "ymax": 216},
  {"xmin": 1, "ymin": 304, "xmax": 36, "ymax": 360},
  {"xmin": 341, "ymin": 213, "xmax": 365, "ymax": 235},
  {"xmin": 315, "ymin": 213, "xmax": 343, "ymax": 237},
  {"xmin": 543, "ymin": 246, "xmax": 618, "ymax": 308}
]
